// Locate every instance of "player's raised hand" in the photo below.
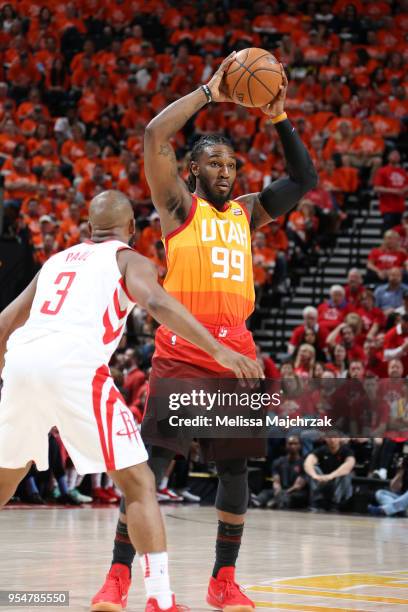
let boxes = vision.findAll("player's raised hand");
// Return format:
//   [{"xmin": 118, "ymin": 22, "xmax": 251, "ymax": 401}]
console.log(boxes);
[
  {"xmin": 260, "ymin": 64, "xmax": 288, "ymax": 118},
  {"xmin": 206, "ymin": 51, "xmax": 236, "ymax": 103},
  {"xmin": 213, "ymin": 346, "xmax": 265, "ymax": 379}
]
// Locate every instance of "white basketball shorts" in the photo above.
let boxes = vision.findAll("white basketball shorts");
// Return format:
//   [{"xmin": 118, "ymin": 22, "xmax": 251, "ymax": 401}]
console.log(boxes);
[{"xmin": 0, "ymin": 332, "xmax": 148, "ymax": 474}]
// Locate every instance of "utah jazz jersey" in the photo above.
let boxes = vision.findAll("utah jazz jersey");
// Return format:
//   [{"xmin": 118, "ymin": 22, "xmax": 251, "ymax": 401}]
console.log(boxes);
[
  {"xmin": 164, "ymin": 195, "xmax": 254, "ymax": 327},
  {"xmin": 154, "ymin": 195, "xmax": 256, "ymax": 371}
]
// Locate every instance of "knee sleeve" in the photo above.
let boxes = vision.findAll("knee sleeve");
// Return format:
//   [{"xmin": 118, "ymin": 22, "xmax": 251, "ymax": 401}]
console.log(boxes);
[{"xmin": 215, "ymin": 458, "xmax": 248, "ymax": 515}]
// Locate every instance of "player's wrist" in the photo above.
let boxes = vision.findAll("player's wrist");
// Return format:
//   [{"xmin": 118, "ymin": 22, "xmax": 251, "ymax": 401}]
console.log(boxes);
[
  {"xmin": 271, "ymin": 111, "xmax": 287, "ymax": 124},
  {"xmin": 201, "ymin": 84, "xmax": 213, "ymax": 104}
]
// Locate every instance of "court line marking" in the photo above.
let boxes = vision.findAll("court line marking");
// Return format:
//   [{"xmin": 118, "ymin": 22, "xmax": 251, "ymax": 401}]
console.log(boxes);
[
  {"xmin": 249, "ymin": 586, "xmax": 408, "ymax": 605},
  {"xmin": 254, "ymin": 602, "xmax": 371, "ymax": 611},
  {"xmin": 248, "ymin": 569, "xmax": 408, "ymax": 587}
]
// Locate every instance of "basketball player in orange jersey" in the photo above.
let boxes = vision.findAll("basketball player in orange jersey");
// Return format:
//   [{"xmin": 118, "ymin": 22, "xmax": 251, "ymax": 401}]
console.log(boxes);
[
  {"xmin": 0, "ymin": 191, "xmax": 263, "ymax": 612},
  {"xmin": 92, "ymin": 53, "xmax": 317, "ymax": 611}
]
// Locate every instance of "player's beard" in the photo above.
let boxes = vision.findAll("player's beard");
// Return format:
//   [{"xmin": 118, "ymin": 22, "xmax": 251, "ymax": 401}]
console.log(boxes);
[{"xmin": 199, "ymin": 174, "xmax": 233, "ymax": 208}]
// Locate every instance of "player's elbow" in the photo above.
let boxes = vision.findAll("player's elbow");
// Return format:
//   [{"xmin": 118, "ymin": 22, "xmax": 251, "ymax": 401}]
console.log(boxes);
[
  {"xmin": 145, "ymin": 291, "xmax": 167, "ymax": 316},
  {"xmin": 144, "ymin": 121, "xmax": 160, "ymax": 143}
]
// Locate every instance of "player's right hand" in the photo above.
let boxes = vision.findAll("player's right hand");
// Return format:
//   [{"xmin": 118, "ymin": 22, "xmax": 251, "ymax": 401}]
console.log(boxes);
[
  {"xmin": 207, "ymin": 51, "xmax": 236, "ymax": 103},
  {"xmin": 213, "ymin": 346, "xmax": 265, "ymax": 379}
]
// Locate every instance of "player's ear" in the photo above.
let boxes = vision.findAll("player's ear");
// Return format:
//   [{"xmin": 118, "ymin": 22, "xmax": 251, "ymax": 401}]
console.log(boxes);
[
  {"xmin": 190, "ymin": 160, "xmax": 199, "ymax": 177},
  {"xmin": 88, "ymin": 221, "xmax": 92, "ymax": 236},
  {"xmin": 129, "ymin": 217, "xmax": 135, "ymax": 236}
]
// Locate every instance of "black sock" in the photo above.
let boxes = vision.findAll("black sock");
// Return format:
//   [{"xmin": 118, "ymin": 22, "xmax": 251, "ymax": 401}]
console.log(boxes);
[
  {"xmin": 112, "ymin": 520, "xmax": 136, "ymax": 574},
  {"xmin": 212, "ymin": 521, "xmax": 244, "ymax": 578}
]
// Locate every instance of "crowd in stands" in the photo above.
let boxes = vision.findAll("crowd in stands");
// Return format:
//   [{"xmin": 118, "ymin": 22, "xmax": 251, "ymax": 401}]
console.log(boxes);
[{"xmin": 1, "ymin": 0, "xmax": 408, "ymax": 513}]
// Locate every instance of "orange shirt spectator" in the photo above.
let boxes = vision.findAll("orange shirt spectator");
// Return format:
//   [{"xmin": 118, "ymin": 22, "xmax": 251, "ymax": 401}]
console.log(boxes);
[
  {"xmin": 105, "ymin": 0, "xmax": 133, "ymax": 29},
  {"xmin": 268, "ymin": 222, "xmax": 289, "ymax": 254},
  {"xmin": 61, "ymin": 131, "xmax": 86, "ymax": 164},
  {"xmin": 8, "ymin": 53, "xmax": 41, "ymax": 87},
  {"xmin": 336, "ymin": 161, "xmax": 359, "ymax": 193},
  {"xmin": 369, "ymin": 115, "xmax": 401, "ymax": 139},
  {"xmin": 4, "ymin": 158, "xmax": 38, "ymax": 201},
  {"xmin": 139, "ymin": 214, "xmax": 162, "ymax": 257}
]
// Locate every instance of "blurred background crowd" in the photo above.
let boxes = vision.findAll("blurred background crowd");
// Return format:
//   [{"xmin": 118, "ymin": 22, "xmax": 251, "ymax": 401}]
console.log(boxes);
[{"xmin": 0, "ymin": 0, "xmax": 407, "ymax": 515}]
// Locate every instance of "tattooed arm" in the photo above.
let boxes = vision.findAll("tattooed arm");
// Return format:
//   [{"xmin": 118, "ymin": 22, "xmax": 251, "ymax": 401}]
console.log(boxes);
[{"xmin": 144, "ymin": 53, "xmax": 236, "ymax": 236}]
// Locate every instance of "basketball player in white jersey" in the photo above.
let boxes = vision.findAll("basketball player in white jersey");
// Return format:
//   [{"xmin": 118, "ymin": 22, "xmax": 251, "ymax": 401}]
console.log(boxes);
[{"xmin": 0, "ymin": 190, "xmax": 263, "ymax": 612}]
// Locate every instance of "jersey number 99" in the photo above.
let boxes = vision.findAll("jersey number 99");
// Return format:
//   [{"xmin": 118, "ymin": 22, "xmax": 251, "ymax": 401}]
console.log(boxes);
[{"xmin": 211, "ymin": 247, "xmax": 244, "ymax": 282}]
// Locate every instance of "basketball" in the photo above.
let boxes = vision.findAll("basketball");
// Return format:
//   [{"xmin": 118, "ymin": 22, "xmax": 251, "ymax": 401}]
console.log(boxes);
[{"xmin": 224, "ymin": 48, "xmax": 284, "ymax": 108}]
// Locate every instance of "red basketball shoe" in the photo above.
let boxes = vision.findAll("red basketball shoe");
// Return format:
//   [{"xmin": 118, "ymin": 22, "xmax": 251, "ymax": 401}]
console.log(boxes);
[
  {"xmin": 206, "ymin": 567, "xmax": 255, "ymax": 611},
  {"xmin": 91, "ymin": 564, "xmax": 131, "ymax": 611},
  {"xmin": 145, "ymin": 595, "xmax": 189, "ymax": 611}
]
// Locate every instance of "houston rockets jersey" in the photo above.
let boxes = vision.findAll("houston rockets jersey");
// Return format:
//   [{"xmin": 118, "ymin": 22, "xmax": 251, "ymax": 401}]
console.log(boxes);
[
  {"xmin": 7, "ymin": 240, "xmax": 135, "ymax": 363},
  {"xmin": 163, "ymin": 195, "xmax": 255, "ymax": 327}
]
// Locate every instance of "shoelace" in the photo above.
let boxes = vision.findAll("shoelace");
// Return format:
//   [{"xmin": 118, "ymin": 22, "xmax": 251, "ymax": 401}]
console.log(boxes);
[{"xmin": 223, "ymin": 580, "xmax": 247, "ymax": 601}]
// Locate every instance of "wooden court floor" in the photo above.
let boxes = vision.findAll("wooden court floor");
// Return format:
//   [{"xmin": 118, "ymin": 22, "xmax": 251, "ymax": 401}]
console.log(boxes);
[{"xmin": 1, "ymin": 505, "xmax": 408, "ymax": 611}]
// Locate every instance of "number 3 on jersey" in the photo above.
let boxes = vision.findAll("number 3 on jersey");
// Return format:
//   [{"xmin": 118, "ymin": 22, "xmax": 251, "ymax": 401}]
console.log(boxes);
[
  {"xmin": 40, "ymin": 272, "xmax": 76, "ymax": 315},
  {"xmin": 211, "ymin": 247, "xmax": 244, "ymax": 282}
]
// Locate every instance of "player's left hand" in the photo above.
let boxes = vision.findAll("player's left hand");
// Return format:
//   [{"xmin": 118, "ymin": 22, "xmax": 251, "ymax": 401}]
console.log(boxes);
[{"xmin": 261, "ymin": 65, "xmax": 288, "ymax": 118}]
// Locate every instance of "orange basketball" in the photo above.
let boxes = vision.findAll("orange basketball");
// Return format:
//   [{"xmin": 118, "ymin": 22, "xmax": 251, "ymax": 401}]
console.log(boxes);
[{"xmin": 224, "ymin": 48, "xmax": 283, "ymax": 108}]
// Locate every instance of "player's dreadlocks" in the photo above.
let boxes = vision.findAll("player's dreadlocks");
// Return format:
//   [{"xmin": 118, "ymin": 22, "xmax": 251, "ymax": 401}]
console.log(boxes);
[{"xmin": 187, "ymin": 134, "xmax": 233, "ymax": 192}]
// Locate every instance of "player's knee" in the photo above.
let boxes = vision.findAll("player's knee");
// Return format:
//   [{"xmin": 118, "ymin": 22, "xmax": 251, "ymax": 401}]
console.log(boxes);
[
  {"xmin": 112, "ymin": 462, "xmax": 156, "ymax": 501},
  {"xmin": 215, "ymin": 458, "xmax": 249, "ymax": 515}
]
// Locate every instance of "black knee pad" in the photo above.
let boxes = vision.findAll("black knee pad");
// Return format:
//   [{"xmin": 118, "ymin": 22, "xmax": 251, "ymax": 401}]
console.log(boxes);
[{"xmin": 215, "ymin": 458, "xmax": 248, "ymax": 515}]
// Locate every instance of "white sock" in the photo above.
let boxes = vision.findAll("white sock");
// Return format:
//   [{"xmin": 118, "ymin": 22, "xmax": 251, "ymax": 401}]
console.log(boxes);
[{"xmin": 139, "ymin": 552, "xmax": 173, "ymax": 609}]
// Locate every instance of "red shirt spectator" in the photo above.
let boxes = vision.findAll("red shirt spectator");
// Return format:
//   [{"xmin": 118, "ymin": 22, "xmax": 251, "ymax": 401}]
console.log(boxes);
[
  {"xmin": 318, "ymin": 285, "xmax": 348, "ymax": 333},
  {"xmin": 368, "ymin": 243, "xmax": 407, "ymax": 272},
  {"xmin": 383, "ymin": 318, "xmax": 408, "ymax": 376},
  {"xmin": 373, "ymin": 151, "xmax": 408, "ymax": 215}
]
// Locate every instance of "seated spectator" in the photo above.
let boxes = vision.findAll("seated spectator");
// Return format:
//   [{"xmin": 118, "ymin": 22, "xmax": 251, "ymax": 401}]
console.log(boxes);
[
  {"xmin": 366, "ymin": 231, "xmax": 407, "ymax": 285},
  {"xmin": 375, "ymin": 268, "xmax": 408, "ymax": 314},
  {"xmin": 4, "ymin": 156, "xmax": 38, "ymax": 206},
  {"xmin": 323, "ymin": 121, "xmax": 354, "ymax": 161},
  {"xmin": 336, "ymin": 154, "xmax": 359, "ymax": 195},
  {"xmin": 304, "ymin": 437, "xmax": 355, "ymax": 512},
  {"xmin": 294, "ymin": 344, "xmax": 316, "ymax": 378},
  {"xmin": 343, "ymin": 268, "xmax": 364, "ymax": 306},
  {"xmin": 287, "ymin": 199, "xmax": 319, "ymax": 257},
  {"xmin": 373, "ymin": 150, "xmax": 408, "ymax": 232},
  {"xmin": 253, "ymin": 436, "xmax": 308, "ymax": 510},
  {"xmin": 368, "ymin": 452, "xmax": 408, "ymax": 516},
  {"xmin": 117, "ymin": 161, "xmax": 150, "ymax": 215},
  {"xmin": 325, "ymin": 322, "xmax": 365, "ymax": 362},
  {"xmin": 328, "ymin": 343, "xmax": 348, "ymax": 377},
  {"xmin": 349, "ymin": 120, "xmax": 384, "ymax": 178},
  {"xmin": 318, "ymin": 284, "xmax": 348, "ymax": 334},
  {"xmin": 364, "ymin": 335, "xmax": 387, "ymax": 378},
  {"xmin": 351, "ymin": 289, "xmax": 386, "ymax": 338},
  {"xmin": 383, "ymin": 313, "xmax": 408, "ymax": 375},
  {"xmin": 288, "ymin": 306, "xmax": 328, "ymax": 356}
]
